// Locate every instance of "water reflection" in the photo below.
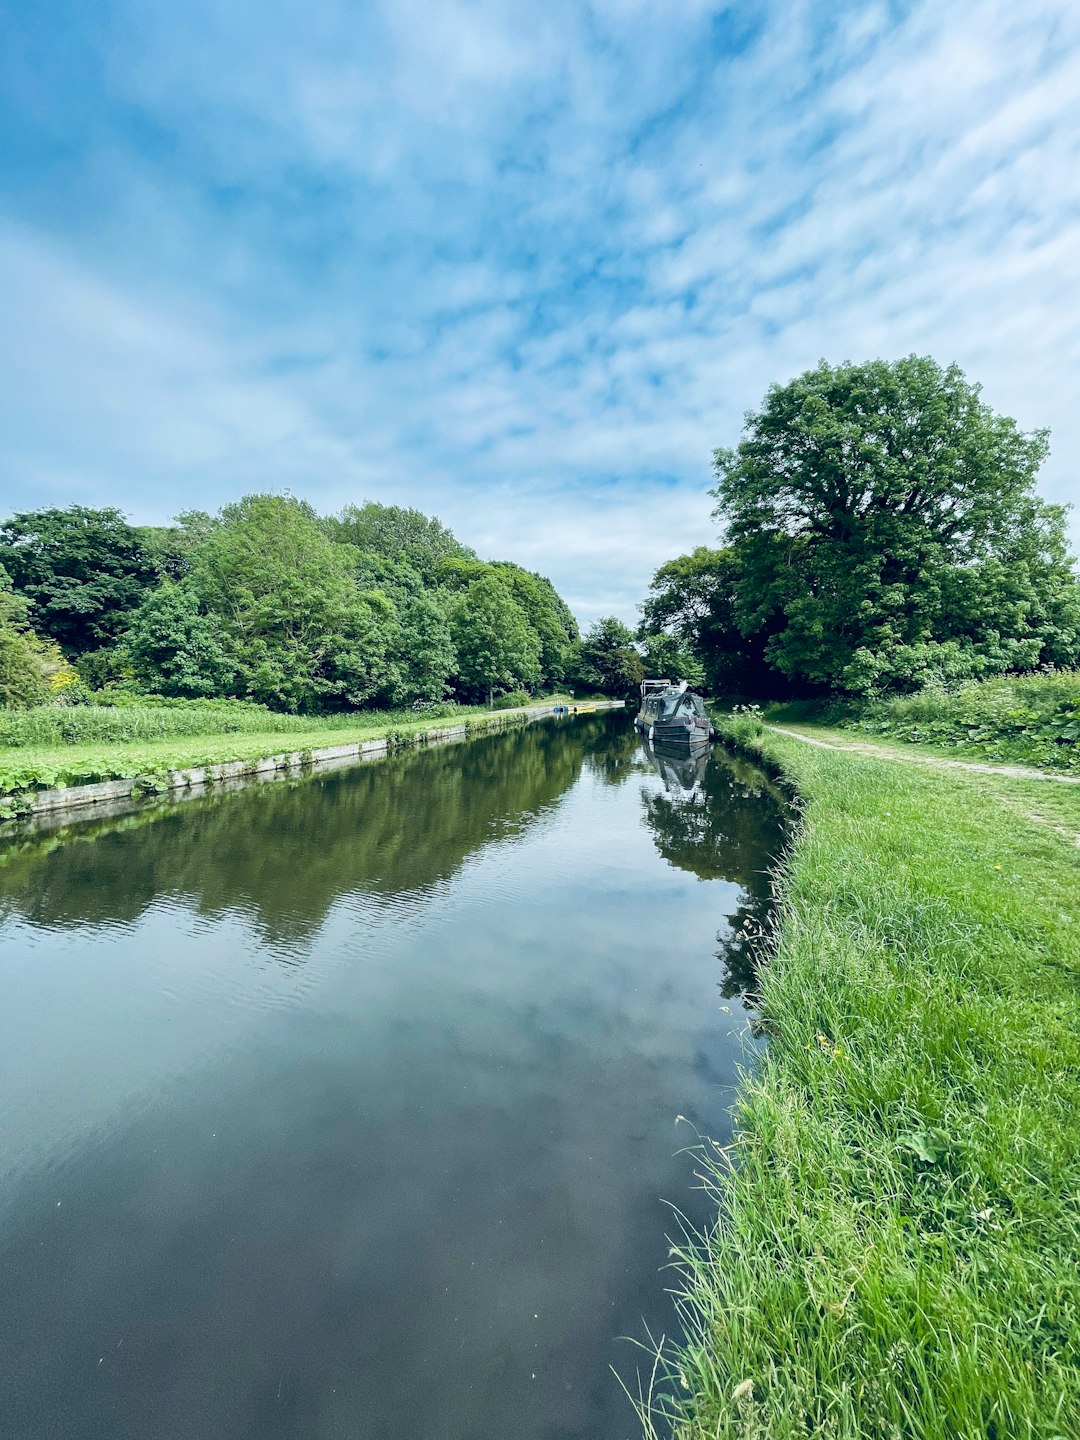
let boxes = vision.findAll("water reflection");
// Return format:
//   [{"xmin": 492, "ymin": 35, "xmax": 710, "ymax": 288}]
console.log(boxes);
[
  {"xmin": 638, "ymin": 737, "xmax": 785, "ymax": 1006},
  {"xmin": 0, "ymin": 714, "xmax": 785, "ymax": 1440},
  {"xmin": 0, "ymin": 721, "xmax": 591, "ymax": 950}
]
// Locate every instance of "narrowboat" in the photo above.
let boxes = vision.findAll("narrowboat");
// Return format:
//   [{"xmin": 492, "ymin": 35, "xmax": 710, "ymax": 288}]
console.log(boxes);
[{"xmin": 634, "ymin": 679, "xmax": 715, "ymax": 751}]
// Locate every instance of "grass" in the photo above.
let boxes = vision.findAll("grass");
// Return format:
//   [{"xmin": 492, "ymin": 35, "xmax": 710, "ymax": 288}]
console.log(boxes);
[
  {"xmin": 766, "ymin": 671, "xmax": 1080, "ymax": 774},
  {"xmin": 0, "ymin": 697, "xmax": 578, "ymax": 813},
  {"xmin": 646, "ymin": 710, "xmax": 1080, "ymax": 1440},
  {"xmin": 0, "ymin": 695, "xmax": 471, "ymax": 748}
]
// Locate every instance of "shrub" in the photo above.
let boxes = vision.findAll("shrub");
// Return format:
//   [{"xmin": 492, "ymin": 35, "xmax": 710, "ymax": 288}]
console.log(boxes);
[{"xmin": 491, "ymin": 689, "xmax": 532, "ymax": 710}]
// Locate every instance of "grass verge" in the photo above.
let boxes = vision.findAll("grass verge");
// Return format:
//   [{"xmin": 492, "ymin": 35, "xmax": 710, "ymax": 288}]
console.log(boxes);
[
  {"xmin": 649, "ymin": 712, "xmax": 1080, "ymax": 1439},
  {"xmin": 765, "ymin": 671, "xmax": 1080, "ymax": 774},
  {"xmin": 0, "ymin": 702, "xmax": 567, "ymax": 815}
]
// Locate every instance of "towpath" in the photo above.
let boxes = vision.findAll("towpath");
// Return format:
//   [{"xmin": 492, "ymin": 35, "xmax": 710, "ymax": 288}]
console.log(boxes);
[
  {"xmin": 765, "ymin": 722, "xmax": 1080, "ymax": 785},
  {"xmin": 760, "ymin": 722, "xmax": 1080, "ymax": 847}
]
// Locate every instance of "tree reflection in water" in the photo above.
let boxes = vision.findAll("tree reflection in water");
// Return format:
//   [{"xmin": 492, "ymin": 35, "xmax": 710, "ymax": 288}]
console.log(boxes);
[
  {"xmin": 0, "ymin": 720, "xmax": 592, "ymax": 947},
  {"xmin": 637, "ymin": 736, "xmax": 786, "ymax": 1008}
]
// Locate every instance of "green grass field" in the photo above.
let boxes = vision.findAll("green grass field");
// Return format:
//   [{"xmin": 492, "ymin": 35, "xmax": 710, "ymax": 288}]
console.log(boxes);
[{"xmin": 649, "ymin": 713, "xmax": 1080, "ymax": 1440}]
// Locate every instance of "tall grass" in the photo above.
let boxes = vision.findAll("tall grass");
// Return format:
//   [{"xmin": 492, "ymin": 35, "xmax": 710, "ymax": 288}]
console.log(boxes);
[
  {"xmin": 0, "ymin": 696, "xmax": 465, "ymax": 749},
  {"xmin": 647, "ymin": 718, "xmax": 1080, "ymax": 1439},
  {"xmin": 852, "ymin": 670, "xmax": 1080, "ymax": 772}
]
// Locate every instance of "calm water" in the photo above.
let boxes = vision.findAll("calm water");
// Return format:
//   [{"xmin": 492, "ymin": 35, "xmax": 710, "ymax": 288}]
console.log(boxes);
[{"xmin": 0, "ymin": 713, "xmax": 783, "ymax": 1440}]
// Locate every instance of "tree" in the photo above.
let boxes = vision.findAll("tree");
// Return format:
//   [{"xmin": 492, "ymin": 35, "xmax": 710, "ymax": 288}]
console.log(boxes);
[
  {"xmin": 391, "ymin": 592, "xmax": 457, "ymax": 705},
  {"xmin": 189, "ymin": 494, "xmax": 394, "ymax": 711},
  {"xmin": 570, "ymin": 617, "xmax": 644, "ymax": 697},
  {"xmin": 713, "ymin": 356, "xmax": 1080, "ymax": 692},
  {"xmin": 640, "ymin": 546, "xmax": 776, "ymax": 694},
  {"xmin": 491, "ymin": 562, "xmax": 579, "ymax": 688},
  {"xmin": 327, "ymin": 503, "xmax": 476, "ymax": 582},
  {"xmin": 138, "ymin": 510, "xmax": 219, "ymax": 581},
  {"xmin": 449, "ymin": 574, "xmax": 541, "ymax": 704},
  {"xmin": 637, "ymin": 632, "xmax": 705, "ymax": 689},
  {"xmin": 0, "ymin": 564, "xmax": 69, "ymax": 707},
  {"xmin": 0, "ymin": 506, "xmax": 158, "ymax": 655},
  {"xmin": 118, "ymin": 583, "xmax": 233, "ymax": 698}
]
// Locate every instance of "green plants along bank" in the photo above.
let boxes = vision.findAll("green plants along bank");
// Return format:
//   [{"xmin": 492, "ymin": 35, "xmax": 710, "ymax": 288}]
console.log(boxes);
[
  {"xmin": 0, "ymin": 704, "xmax": 541, "ymax": 818},
  {"xmin": 849, "ymin": 670, "xmax": 1080, "ymax": 773},
  {"xmin": 647, "ymin": 713, "xmax": 1080, "ymax": 1440},
  {"xmin": 759, "ymin": 670, "xmax": 1080, "ymax": 775}
]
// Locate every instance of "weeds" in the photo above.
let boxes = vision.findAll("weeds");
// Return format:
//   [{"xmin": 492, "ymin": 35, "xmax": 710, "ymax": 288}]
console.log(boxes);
[{"xmin": 851, "ymin": 671, "xmax": 1080, "ymax": 772}]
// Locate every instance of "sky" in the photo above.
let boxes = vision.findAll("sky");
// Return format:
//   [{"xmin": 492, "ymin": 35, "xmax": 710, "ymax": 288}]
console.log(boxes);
[{"xmin": 2, "ymin": 0, "xmax": 1079, "ymax": 628}]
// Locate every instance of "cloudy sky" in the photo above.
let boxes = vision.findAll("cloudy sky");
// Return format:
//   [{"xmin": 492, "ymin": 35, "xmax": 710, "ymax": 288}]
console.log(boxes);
[{"xmin": 2, "ymin": 0, "xmax": 1078, "ymax": 626}]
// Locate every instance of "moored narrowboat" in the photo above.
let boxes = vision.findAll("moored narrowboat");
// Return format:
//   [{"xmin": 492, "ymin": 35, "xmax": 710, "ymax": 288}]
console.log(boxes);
[{"xmin": 634, "ymin": 679, "xmax": 715, "ymax": 750}]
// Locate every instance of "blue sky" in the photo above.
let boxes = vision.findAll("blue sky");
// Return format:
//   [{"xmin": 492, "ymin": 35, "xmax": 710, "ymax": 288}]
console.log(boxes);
[{"xmin": 2, "ymin": 0, "xmax": 1078, "ymax": 626}]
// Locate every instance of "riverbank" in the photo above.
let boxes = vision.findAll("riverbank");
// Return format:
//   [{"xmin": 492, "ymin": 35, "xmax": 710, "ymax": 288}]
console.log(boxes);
[
  {"xmin": 0, "ymin": 700, "xmax": 624, "ymax": 820},
  {"xmin": 655, "ymin": 715, "xmax": 1080, "ymax": 1439},
  {"xmin": 765, "ymin": 670, "xmax": 1080, "ymax": 774}
]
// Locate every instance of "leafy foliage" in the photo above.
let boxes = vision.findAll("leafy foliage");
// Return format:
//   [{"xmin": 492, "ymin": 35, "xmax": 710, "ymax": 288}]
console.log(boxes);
[
  {"xmin": 326, "ymin": 502, "xmax": 475, "ymax": 579},
  {"xmin": 390, "ymin": 592, "xmax": 457, "ymax": 705},
  {"xmin": 0, "ymin": 493, "xmax": 578, "ymax": 716},
  {"xmin": 491, "ymin": 561, "xmax": 578, "ymax": 687},
  {"xmin": 0, "ymin": 565, "xmax": 70, "ymax": 707},
  {"xmin": 712, "ymin": 356, "xmax": 1080, "ymax": 693},
  {"xmin": 449, "ymin": 573, "xmax": 541, "ymax": 703},
  {"xmin": 119, "ymin": 583, "xmax": 233, "ymax": 698},
  {"xmin": 640, "ymin": 546, "xmax": 777, "ymax": 695},
  {"xmin": 636, "ymin": 631, "xmax": 704, "ymax": 689},
  {"xmin": 569, "ymin": 616, "xmax": 643, "ymax": 697},
  {"xmin": 0, "ymin": 506, "xmax": 158, "ymax": 656},
  {"xmin": 187, "ymin": 495, "xmax": 395, "ymax": 712},
  {"xmin": 853, "ymin": 670, "xmax": 1080, "ymax": 771}
]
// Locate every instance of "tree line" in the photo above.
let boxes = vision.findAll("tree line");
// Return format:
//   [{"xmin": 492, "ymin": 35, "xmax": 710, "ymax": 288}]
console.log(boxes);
[
  {"xmin": 642, "ymin": 356, "xmax": 1080, "ymax": 698},
  {"xmin": 0, "ymin": 495, "xmax": 643, "ymax": 712}
]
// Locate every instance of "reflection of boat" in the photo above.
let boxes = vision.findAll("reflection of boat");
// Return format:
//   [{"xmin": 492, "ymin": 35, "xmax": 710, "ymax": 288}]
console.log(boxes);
[
  {"xmin": 641, "ymin": 736, "xmax": 711, "ymax": 793},
  {"xmin": 634, "ymin": 679, "xmax": 715, "ymax": 751}
]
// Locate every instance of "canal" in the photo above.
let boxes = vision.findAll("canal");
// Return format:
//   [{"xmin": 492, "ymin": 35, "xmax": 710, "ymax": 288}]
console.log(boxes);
[{"xmin": 0, "ymin": 712, "xmax": 784, "ymax": 1440}]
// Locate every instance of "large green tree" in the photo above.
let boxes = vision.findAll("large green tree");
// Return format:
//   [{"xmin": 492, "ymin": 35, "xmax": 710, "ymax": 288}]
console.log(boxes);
[
  {"xmin": 640, "ymin": 546, "xmax": 776, "ymax": 694},
  {"xmin": 189, "ymin": 494, "xmax": 394, "ymax": 712},
  {"xmin": 491, "ymin": 562, "xmax": 578, "ymax": 688},
  {"xmin": 390, "ymin": 592, "xmax": 457, "ymax": 705},
  {"xmin": 449, "ymin": 574, "xmax": 541, "ymax": 704},
  {"xmin": 0, "ymin": 506, "xmax": 158, "ymax": 656},
  {"xmin": 326, "ymin": 503, "xmax": 475, "ymax": 582},
  {"xmin": 713, "ymin": 356, "xmax": 1080, "ymax": 692},
  {"xmin": 570, "ymin": 616, "xmax": 644, "ymax": 697},
  {"xmin": 118, "ymin": 582, "xmax": 234, "ymax": 698}
]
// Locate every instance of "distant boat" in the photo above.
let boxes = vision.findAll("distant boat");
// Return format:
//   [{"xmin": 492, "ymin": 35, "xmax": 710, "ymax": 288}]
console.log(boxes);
[{"xmin": 634, "ymin": 679, "xmax": 715, "ymax": 751}]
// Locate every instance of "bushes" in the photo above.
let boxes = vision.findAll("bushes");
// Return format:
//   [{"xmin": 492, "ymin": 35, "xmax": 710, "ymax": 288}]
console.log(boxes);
[
  {"xmin": 853, "ymin": 671, "xmax": 1080, "ymax": 771},
  {"xmin": 491, "ymin": 689, "xmax": 531, "ymax": 710}
]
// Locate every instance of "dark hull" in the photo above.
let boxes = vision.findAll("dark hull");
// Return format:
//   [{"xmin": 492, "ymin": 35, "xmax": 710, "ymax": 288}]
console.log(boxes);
[{"xmin": 634, "ymin": 717, "xmax": 711, "ymax": 750}]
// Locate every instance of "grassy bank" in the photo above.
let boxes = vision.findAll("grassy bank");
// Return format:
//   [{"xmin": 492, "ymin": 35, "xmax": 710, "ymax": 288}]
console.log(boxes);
[
  {"xmin": 0, "ymin": 699, "xmax": 582, "ymax": 815},
  {"xmin": 652, "ymin": 713, "xmax": 1080, "ymax": 1439},
  {"xmin": 767, "ymin": 670, "xmax": 1080, "ymax": 773}
]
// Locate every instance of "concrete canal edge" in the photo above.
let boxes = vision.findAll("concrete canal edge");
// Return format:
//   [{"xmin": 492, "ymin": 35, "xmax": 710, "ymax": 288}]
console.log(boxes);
[{"xmin": 16, "ymin": 702, "xmax": 627, "ymax": 820}]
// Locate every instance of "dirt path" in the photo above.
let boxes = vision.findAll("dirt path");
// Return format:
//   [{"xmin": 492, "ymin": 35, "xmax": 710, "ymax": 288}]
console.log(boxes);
[{"xmin": 766, "ymin": 724, "xmax": 1080, "ymax": 785}]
